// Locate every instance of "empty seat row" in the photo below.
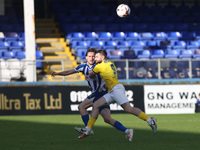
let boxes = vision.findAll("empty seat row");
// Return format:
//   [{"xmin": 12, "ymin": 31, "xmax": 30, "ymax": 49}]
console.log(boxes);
[
  {"xmin": 67, "ymin": 31, "xmax": 200, "ymax": 42},
  {"xmin": 0, "ymin": 50, "xmax": 43, "ymax": 68},
  {"xmin": 62, "ymin": 23, "xmax": 200, "ymax": 32}
]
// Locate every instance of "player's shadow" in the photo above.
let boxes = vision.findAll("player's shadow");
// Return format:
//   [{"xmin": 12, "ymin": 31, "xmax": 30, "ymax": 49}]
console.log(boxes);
[{"xmin": 0, "ymin": 119, "xmax": 199, "ymax": 150}]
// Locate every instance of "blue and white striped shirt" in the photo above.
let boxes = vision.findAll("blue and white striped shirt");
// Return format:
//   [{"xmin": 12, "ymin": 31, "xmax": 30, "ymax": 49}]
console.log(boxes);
[{"xmin": 74, "ymin": 63, "xmax": 106, "ymax": 93}]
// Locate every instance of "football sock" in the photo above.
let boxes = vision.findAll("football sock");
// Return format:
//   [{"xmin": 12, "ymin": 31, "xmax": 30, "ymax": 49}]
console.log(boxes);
[
  {"xmin": 114, "ymin": 121, "xmax": 127, "ymax": 132},
  {"xmin": 87, "ymin": 117, "xmax": 96, "ymax": 128},
  {"xmin": 82, "ymin": 114, "xmax": 89, "ymax": 126},
  {"xmin": 138, "ymin": 111, "xmax": 149, "ymax": 121}
]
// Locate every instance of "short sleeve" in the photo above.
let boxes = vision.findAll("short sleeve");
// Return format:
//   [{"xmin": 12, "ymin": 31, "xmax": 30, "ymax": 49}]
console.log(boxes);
[
  {"xmin": 74, "ymin": 64, "xmax": 85, "ymax": 73},
  {"xmin": 93, "ymin": 64, "xmax": 101, "ymax": 74}
]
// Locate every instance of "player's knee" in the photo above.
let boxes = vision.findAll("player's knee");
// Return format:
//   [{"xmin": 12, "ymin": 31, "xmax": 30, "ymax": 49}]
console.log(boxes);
[{"xmin": 78, "ymin": 103, "xmax": 84, "ymax": 111}]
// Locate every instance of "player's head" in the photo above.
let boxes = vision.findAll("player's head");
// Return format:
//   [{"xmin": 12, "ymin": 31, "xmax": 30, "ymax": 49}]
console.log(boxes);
[
  {"xmin": 86, "ymin": 48, "xmax": 96, "ymax": 65},
  {"xmin": 95, "ymin": 49, "xmax": 107, "ymax": 63}
]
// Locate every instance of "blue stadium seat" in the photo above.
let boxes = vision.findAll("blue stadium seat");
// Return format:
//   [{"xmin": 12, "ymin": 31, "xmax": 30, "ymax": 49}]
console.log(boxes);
[
  {"xmin": 67, "ymin": 32, "xmax": 84, "ymax": 41},
  {"xmin": 103, "ymin": 41, "xmax": 117, "ymax": 49},
  {"xmin": 84, "ymin": 32, "xmax": 98, "ymax": 41},
  {"xmin": 140, "ymin": 15, "xmax": 155, "ymax": 23},
  {"xmin": 98, "ymin": 32, "xmax": 112, "ymax": 41},
  {"xmin": 116, "ymin": 41, "xmax": 130, "ymax": 49},
  {"xmin": 165, "ymin": 50, "xmax": 179, "ymax": 59},
  {"xmin": 153, "ymin": 32, "xmax": 168, "ymax": 41},
  {"xmin": 179, "ymin": 49, "xmax": 193, "ymax": 59},
  {"xmin": 15, "ymin": 51, "xmax": 25, "ymax": 60},
  {"xmin": 125, "ymin": 32, "xmax": 140, "ymax": 41},
  {"xmin": 100, "ymin": 15, "xmax": 115, "ymax": 23},
  {"xmin": 186, "ymin": 41, "xmax": 199, "ymax": 49},
  {"xmin": 173, "ymin": 41, "xmax": 186, "ymax": 49},
  {"xmin": 140, "ymin": 32, "xmax": 154, "ymax": 41},
  {"xmin": 154, "ymin": 15, "xmax": 169, "ymax": 23},
  {"xmin": 36, "ymin": 50, "xmax": 43, "ymax": 68},
  {"xmin": 167, "ymin": 32, "xmax": 182, "ymax": 41},
  {"xmin": 76, "ymin": 48, "xmax": 87, "ymax": 59},
  {"xmin": 137, "ymin": 50, "xmax": 150, "ymax": 59},
  {"xmin": 10, "ymin": 41, "xmax": 25, "ymax": 51},
  {"xmin": 151, "ymin": 49, "xmax": 165, "ymax": 59},
  {"xmin": 112, "ymin": 32, "xmax": 126, "ymax": 41},
  {"xmin": 0, "ymin": 41, "xmax": 10, "ymax": 50},
  {"xmin": 89, "ymin": 41, "xmax": 104, "ymax": 49},
  {"xmin": 1, "ymin": 51, "xmax": 15, "ymax": 59},
  {"xmin": 130, "ymin": 41, "xmax": 146, "ymax": 50},
  {"xmin": 75, "ymin": 41, "xmax": 90, "ymax": 50}
]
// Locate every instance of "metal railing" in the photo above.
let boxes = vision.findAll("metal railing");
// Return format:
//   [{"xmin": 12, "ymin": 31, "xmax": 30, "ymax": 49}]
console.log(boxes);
[{"xmin": 0, "ymin": 59, "xmax": 200, "ymax": 82}]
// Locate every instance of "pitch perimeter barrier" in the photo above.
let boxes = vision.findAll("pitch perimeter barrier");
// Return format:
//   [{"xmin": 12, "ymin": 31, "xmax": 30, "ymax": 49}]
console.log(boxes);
[{"xmin": 0, "ymin": 85, "xmax": 144, "ymax": 115}]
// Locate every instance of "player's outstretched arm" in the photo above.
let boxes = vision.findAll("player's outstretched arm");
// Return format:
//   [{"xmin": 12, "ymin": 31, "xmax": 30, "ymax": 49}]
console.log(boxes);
[{"xmin": 51, "ymin": 69, "xmax": 76, "ymax": 77}]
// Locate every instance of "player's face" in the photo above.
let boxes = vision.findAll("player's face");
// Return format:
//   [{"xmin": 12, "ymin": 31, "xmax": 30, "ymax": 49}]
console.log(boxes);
[
  {"xmin": 86, "ymin": 52, "xmax": 95, "ymax": 65},
  {"xmin": 95, "ymin": 53, "xmax": 103, "ymax": 64}
]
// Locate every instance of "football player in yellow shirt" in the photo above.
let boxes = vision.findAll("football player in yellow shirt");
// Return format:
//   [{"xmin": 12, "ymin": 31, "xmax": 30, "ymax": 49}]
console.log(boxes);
[{"xmin": 79, "ymin": 49, "xmax": 157, "ymax": 141}]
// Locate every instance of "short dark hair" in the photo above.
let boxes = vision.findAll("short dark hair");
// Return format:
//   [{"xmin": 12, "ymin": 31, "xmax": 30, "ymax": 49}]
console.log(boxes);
[
  {"xmin": 85, "ymin": 48, "xmax": 97, "ymax": 56},
  {"xmin": 96, "ymin": 49, "xmax": 107, "ymax": 59}
]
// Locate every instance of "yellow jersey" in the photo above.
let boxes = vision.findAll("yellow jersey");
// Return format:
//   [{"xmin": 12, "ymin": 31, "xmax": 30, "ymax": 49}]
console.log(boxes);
[{"xmin": 93, "ymin": 60, "xmax": 121, "ymax": 92}]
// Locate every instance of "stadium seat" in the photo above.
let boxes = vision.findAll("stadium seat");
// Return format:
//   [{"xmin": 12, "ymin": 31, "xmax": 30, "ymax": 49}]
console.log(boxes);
[
  {"xmin": 153, "ymin": 32, "xmax": 168, "ymax": 41},
  {"xmin": 62, "ymin": 24, "xmax": 79, "ymax": 32},
  {"xmin": 130, "ymin": 41, "xmax": 146, "ymax": 50},
  {"xmin": 140, "ymin": 32, "xmax": 154, "ymax": 41},
  {"xmin": 84, "ymin": 32, "xmax": 98, "ymax": 41},
  {"xmin": 112, "ymin": 32, "xmax": 126, "ymax": 41},
  {"xmin": 151, "ymin": 49, "xmax": 165, "ymax": 59},
  {"xmin": 36, "ymin": 50, "xmax": 43, "ymax": 68},
  {"xmin": 103, "ymin": 41, "xmax": 117, "ymax": 50},
  {"xmin": 74, "ymin": 41, "xmax": 90, "ymax": 50},
  {"xmin": 161, "ymin": 23, "xmax": 175, "ymax": 31},
  {"xmin": 5, "ymin": 32, "xmax": 19, "ymax": 42},
  {"xmin": 181, "ymin": 31, "xmax": 196, "ymax": 41},
  {"xmin": 146, "ymin": 41, "xmax": 158, "ymax": 50},
  {"xmin": 2, "ymin": 51, "xmax": 15, "ymax": 59},
  {"xmin": 7, "ymin": 58, "xmax": 21, "ymax": 79},
  {"xmin": 122, "ymin": 50, "xmax": 136, "ymax": 59},
  {"xmin": 100, "ymin": 15, "xmax": 115, "ymax": 23},
  {"xmin": 0, "ymin": 41, "xmax": 10, "ymax": 50},
  {"xmin": 89, "ymin": 41, "xmax": 104, "ymax": 49},
  {"xmin": 179, "ymin": 49, "xmax": 193, "ymax": 59},
  {"xmin": 67, "ymin": 32, "xmax": 84, "ymax": 41},
  {"xmin": 125, "ymin": 32, "xmax": 140, "ymax": 41},
  {"xmin": 98, "ymin": 32, "xmax": 113, "ymax": 41},
  {"xmin": 147, "ymin": 24, "xmax": 161, "ymax": 32},
  {"xmin": 173, "ymin": 41, "xmax": 186, "ymax": 49},
  {"xmin": 165, "ymin": 50, "xmax": 179, "ymax": 59},
  {"xmin": 167, "ymin": 32, "xmax": 182, "ymax": 41},
  {"xmin": 186, "ymin": 41, "xmax": 199, "ymax": 49},
  {"xmin": 15, "ymin": 51, "xmax": 25, "ymax": 60},
  {"xmin": 76, "ymin": 48, "xmax": 87, "ymax": 59},
  {"xmin": 137, "ymin": 50, "xmax": 151, "ymax": 59},
  {"xmin": 116, "ymin": 41, "xmax": 130, "ymax": 49},
  {"xmin": 108, "ymin": 50, "xmax": 122, "ymax": 59},
  {"xmin": 193, "ymin": 49, "xmax": 200, "ymax": 59},
  {"xmin": 10, "ymin": 41, "xmax": 25, "ymax": 51}
]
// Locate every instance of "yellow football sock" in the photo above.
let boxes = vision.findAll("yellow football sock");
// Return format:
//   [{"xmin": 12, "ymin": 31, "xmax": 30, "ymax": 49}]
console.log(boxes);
[
  {"xmin": 138, "ymin": 112, "xmax": 149, "ymax": 121},
  {"xmin": 87, "ymin": 117, "xmax": 97, "ymax": 128}
]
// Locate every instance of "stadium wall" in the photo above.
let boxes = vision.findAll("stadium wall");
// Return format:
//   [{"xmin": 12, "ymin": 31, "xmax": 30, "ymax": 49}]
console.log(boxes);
[{"xmin": 0, "ymin": 84, "xmax": 198, "ymax": 115}]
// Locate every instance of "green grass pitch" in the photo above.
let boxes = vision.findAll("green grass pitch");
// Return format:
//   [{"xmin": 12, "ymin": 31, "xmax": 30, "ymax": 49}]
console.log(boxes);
[{"xmin": 0, "ymin": 113, "xmax": 200, "ymax": 150}]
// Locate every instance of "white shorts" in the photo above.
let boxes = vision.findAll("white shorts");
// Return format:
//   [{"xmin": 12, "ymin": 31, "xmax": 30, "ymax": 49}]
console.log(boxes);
[{"xmin": 103, "ymin": 83, "xmax": 129, "ymax": 105}]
